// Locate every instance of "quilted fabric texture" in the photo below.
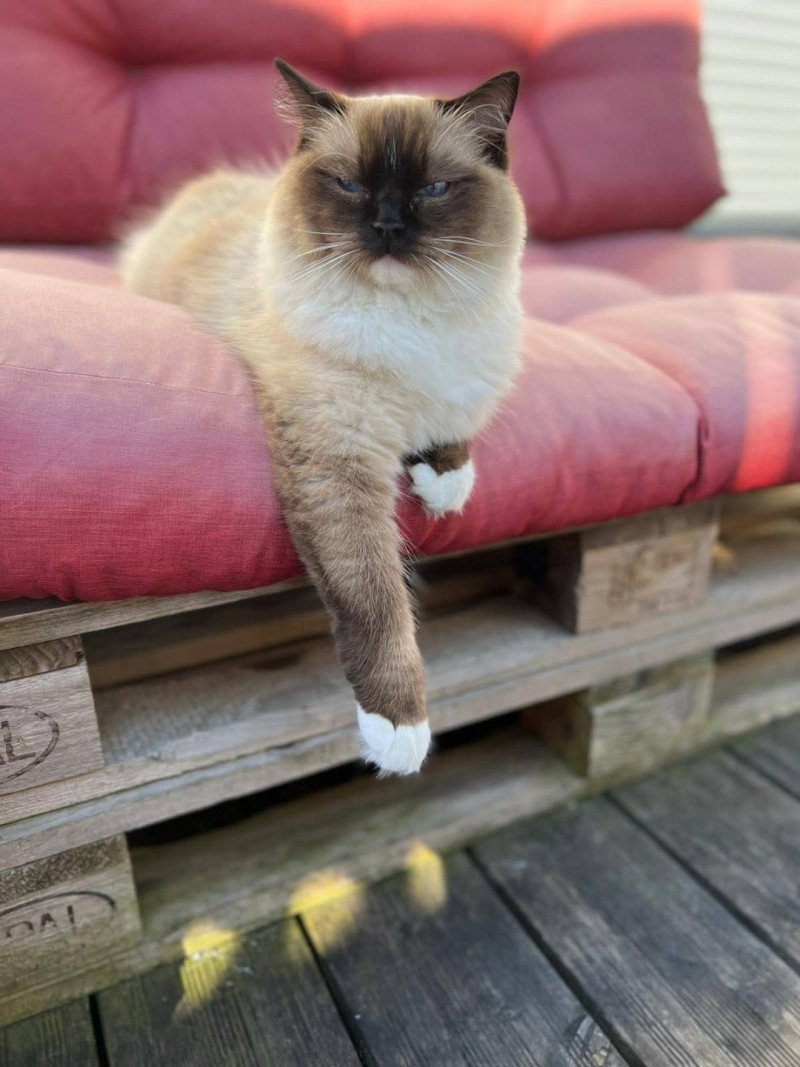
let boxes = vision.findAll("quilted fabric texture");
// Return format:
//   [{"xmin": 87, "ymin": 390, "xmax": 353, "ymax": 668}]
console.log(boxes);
[
  {"xmin": 0, "ymin": 0, "xmax": 722, "ymax": 242},
  {"xmin": 2, "ymin": 234, "xmax": 800, "ymax": 602}
]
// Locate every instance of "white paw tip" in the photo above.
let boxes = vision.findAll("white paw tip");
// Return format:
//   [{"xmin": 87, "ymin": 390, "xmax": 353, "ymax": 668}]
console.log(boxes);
[
  {"xmin": 357, "ymin": 705, "xmax": 432, "ymax": 777},
  {"xmin": 409, "ymin": 460, "xmax": 475, "ymax": 516}
]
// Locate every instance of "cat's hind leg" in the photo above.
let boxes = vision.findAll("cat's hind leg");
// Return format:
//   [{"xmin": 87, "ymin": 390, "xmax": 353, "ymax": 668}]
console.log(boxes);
[{"xmin": 407, "ymin": 441, "xmax": 475, "ymax": 516}]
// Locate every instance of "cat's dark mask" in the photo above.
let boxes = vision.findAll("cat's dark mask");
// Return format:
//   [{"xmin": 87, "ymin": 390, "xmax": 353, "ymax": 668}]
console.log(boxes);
[{"xmin": 274, "ymin": 59, "xmax": 522, "ymax": 289}]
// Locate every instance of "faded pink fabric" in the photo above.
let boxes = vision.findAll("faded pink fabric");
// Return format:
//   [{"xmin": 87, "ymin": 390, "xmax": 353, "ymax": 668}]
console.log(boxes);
[
  {"xmin": 0, "ymin": 0, "xmax": 722, "ymax": 242},
  {"xmin": 3, "ymin": 234, "xmax": 800, "ymax": 602}
]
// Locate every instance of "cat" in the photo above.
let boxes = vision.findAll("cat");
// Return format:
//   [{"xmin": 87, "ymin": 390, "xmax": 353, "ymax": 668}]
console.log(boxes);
[{"xmin": 121, "ymin": 59, "xmax": 526, "ymax": 777}]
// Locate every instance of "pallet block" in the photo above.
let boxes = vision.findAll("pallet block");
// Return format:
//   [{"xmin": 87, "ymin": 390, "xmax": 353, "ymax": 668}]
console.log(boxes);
[
  {"xmin": 526, "ymin": 654, "xmax": 715, "ymax": 780},
  {"xmin": 0, "ymin": 836, "xmax": 141, "ymax": 1009},
  {"xmin": 0, "ymin": 638, "xmax": 103, "ymax": 797},
  {"xmin": 517, "ymin": 501, "xmax": 720, "ymax": 633}
]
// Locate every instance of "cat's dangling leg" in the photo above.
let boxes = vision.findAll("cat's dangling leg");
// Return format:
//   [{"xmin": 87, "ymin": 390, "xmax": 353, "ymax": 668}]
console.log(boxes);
[
  {"xmin": 269, "ymin": 410, "xmax": 431, "ymax": 776},
  {"xmin": 406, "ymin": 441, "xmax": 475, "ymax": 516}
]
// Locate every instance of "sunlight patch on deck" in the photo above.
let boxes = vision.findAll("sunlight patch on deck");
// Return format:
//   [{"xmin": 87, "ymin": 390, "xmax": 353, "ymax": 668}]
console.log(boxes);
[
  {"xmin": 175, "ymin": 920, "xmax": 242, "ymax": 1017},
  {"xmin": 405, "ymin": 841, "xmax": 448, "ymax": 913},
  {"xmin": 288, "ymin": 868, "xmax": 365, "ymax": 956}
]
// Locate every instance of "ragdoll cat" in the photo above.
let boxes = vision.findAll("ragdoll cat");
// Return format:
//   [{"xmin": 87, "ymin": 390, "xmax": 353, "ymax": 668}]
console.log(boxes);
[{"xmin": 121, "ymin": 60, "xmax": 526, "ymax": 776}]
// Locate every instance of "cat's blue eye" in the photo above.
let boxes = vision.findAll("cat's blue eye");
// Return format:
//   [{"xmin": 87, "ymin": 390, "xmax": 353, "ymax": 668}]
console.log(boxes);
[
  {"xmin": 338, "ymin": 178, "xmax": 366, "ymax": 195},
  {"xmin": 417, "ymin": 181, "xmax": 449, "ymax": 198}
]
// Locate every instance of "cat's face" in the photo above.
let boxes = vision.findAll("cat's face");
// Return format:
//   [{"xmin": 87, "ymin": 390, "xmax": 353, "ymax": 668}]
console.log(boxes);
[{"xmin": 275, "ymin": 61, "xmax": 525, "ymax": 293}]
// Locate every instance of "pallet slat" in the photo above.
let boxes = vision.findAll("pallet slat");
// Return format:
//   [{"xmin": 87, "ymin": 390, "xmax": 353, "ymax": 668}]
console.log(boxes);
[
  {"xmin": 0, "ymin": 544, "xmax": 515, "ymax": 658},
  {"xmin": 0, "ymin": 586, "xmax": 289, "ymax": 654},
  {"xmin": 709, "ymin": 630, "xmax": 800, "ymax": 742},
  {"xmin": 84, "ymin": 548, "xmax": 514, "ymax": 691},
  {"xmin": 4, "ymin": 530, "xmax": 800, "ymax": 865}
]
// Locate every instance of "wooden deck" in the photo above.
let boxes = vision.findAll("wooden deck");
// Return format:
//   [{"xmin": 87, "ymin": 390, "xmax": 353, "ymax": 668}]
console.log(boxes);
[{"xmin": 4, "ymin": 711, "xmax": 800, "ymax": 1067}]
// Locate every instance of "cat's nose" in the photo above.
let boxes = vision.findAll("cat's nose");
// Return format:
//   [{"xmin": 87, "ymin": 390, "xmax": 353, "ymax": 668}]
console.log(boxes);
[
  {"xmin": 373, "ymin": 217, "xmax": 405, "ymax": 238},
  {"xmin": 373, "ymin": 203, "xmax": 405, "ymax": 239}
]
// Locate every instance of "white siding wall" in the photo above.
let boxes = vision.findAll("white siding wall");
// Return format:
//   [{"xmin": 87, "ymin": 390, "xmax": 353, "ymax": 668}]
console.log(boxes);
[{"xmin": 699, "ymin": 0, "xmax": 800, "ymax": 233}]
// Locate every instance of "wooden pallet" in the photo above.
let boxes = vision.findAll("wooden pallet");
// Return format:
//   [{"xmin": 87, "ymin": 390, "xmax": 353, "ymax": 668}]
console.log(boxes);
[{"xmin": 2, "ymin": 489, "xmax": 800, "ymax": 1025}]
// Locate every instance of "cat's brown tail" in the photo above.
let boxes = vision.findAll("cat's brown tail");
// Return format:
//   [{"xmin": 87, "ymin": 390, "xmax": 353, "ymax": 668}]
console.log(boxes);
[{"xmin": 270, "ymin": 414, "xmax": 431, "ymax": 776}]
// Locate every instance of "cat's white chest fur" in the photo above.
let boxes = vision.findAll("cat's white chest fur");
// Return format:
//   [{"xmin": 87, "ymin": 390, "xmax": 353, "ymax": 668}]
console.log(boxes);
[{"xmin": 277, "ymin": 271, "xmax": 523, "ymax": 450}]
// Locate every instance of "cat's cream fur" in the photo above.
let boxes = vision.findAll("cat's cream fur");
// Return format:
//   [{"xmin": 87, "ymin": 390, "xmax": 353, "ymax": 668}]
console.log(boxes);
[{"xmin": 121, "ymin": 61, "xmax": 525, "ymax": 776}]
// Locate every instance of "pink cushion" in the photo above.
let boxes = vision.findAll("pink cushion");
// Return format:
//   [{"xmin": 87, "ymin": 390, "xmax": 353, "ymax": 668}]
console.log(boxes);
[
  {"xmin": 0, "ymin": 0, "xmax": 722, "ymax": 243},
  {"xmin": 575, "ymin": 294, "xmax": 800, "ymax": 498},
  {"xmin": 3, "ymin": 233, "xmax": 800, "ymax": 603}
]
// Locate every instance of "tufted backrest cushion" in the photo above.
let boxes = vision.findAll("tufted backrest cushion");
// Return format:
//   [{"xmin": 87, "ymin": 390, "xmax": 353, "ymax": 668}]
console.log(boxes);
[{"xmin": 1, "ymin": 0, "xmax": 724, "ymax": 243}]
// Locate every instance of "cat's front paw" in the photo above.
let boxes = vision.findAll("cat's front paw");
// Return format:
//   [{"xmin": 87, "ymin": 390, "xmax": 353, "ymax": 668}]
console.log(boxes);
[
  {"xmin": 409, "ymin": 460, "xmax": 475, "ymax": 516},
  {"xmin": 357, "ymin": 705, "xmax": 432, "ymax": 776}
]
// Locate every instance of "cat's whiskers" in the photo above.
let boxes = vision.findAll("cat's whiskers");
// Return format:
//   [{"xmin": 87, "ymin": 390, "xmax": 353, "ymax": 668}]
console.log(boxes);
[
  {"xmin": 429, "ymin": 235, "xmax": 503, "ymax": 248},
  {"xmin": 431, "ymin": 257, "xmax": 487, "ymax": 302},
  {"xmin": 417, "ymin": 254, "xmax": 482, "ymax": 325},
  {"xmin": 288, "ymin": 240, "xmax": 352, "ymax": 263},
  {"xmin": 430, "ymin": 247, "xmax": 500, "ymax": 278},
  {"xmin": 290, "ymin": 247, "xmax": 360, "ymax": 290},
  {"xmin": 312, "ymin": 254, "xmax": 361, "ymax": 300},
  {"xmin": 285, "ymin": 242, "xmax": 354, "ymax": 266}
]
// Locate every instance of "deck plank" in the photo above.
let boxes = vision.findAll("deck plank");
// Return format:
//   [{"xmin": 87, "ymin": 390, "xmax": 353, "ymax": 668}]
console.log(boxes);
[
  {"xmin": 0, "ymin": 999, "xmax": 98, "ymax": 1067},
  {"xmin": 475, "ymin": 797, "xmax": 800, "ymax": 1067},
  {"xmin": 302, "ymin": 851, "xmax": 628, "ymax": 1067},
  {"xmin": 96, "ymin": 919, "xmax": 358, "ymax": 1067},
  {"xmin": 613, "ymin": 750, "xmax": 800, "ymax": 968},
  {"xmin": 732, "ymin": 713, "xmax": 800, "ymax": 799}
]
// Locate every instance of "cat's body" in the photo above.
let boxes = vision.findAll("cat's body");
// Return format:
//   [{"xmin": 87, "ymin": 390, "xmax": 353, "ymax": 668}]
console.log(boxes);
[{"xmin": 122, "ymin": 63, "xmax": 526, "ymax": 776}]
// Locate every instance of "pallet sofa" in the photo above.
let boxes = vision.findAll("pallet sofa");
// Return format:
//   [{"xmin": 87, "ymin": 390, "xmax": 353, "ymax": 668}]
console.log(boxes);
[{"xmin": 3, "ymin": 0, "xmax": 800, "ymax": 1026}]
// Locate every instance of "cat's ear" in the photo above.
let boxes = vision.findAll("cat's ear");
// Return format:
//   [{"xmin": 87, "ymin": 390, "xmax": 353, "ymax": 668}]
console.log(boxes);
[
  {"xmin": 440, "ymin": 71, "xmax": 520, "ymax": 169},
  {"xmin": 275, "ymin": 59, "xmax": 346, "ymax": 148}
]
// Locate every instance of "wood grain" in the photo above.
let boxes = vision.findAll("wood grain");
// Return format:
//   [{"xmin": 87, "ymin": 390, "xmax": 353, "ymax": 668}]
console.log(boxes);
[
  {"xmin": 614, "ymin": 749, "xmax": 800, "ymax": 968},
  {"xmin": 0, "ymin": 656, "xmax": 103, "ymax": 798},
  {"xmin": 475, "ymin": 797, "xmax": 800, "ymax": 1067},
  {"xmin": 0, "ymin": 544, "xmax": 514, "ymax": 657},
  {"xmin": 97, "ymin": 920, "xmax": 358, "ymax": 1067},
  {"xmin": 6, "ymin": 524, "xmax": 800, "ymax": 840},
  {"xmin": 0, "ymin": 638, "xmax": 83, "ymax": 683},
  {"xmin": 6, "ymin": 530, "xmax": 800, "ymax": 865},
  {"xmin": 0, "ymin": 998, "xmax": 98, "ymax": 1067},
  {"xmin": 85, "ymin": 587, "xmax": 330, "ymax": 692},
  {"xmin": 0, "ymin": 585, "xmax": 289, "ymax": 654},
  {"xmin": 0, "ymin": 836, "xmax": 141, "ymax": 1023},
  {"xmin": 527, "ymin": 654, "xmax": 714, "ymax": 779},
  {"xmin": 303, "ymin": 851, "xmax": 627, "ymax": 1066},
  {"xmin": 520, "ymin": 501, "xmax": 719, "ymax": 633},
  {"xmin": 709, "ymin": 631, "xmax": 800, "ymax": 742},
  {"xmin": 733, "ymin": 714, "xmax": 800, "ymax": 799},
  {"xmin": 84, "ymin": 548, "xmax": 514, "ymax": 691},
  {"xmin": 0, "ymin": 727, "xmax": 580, "ymax": 1027}
]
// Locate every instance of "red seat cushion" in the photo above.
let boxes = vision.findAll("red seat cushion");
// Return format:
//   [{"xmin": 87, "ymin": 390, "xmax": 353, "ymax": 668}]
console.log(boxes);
[
  {"xmin": 3, "ymin": 234, "xmax": 800, "ymax": 603},
  {"xmin": 0, "ymin": 0, "xmax": 722, "ymax": 242}
]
